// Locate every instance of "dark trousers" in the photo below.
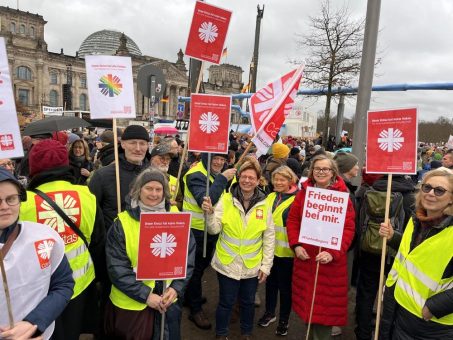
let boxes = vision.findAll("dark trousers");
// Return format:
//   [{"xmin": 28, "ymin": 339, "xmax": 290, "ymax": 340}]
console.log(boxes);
[
  {"xmin": 265, "ymin": 256, "xmax": 293, "ymax": 322},
  {"xmin": 53, "ymin": 282, "xmax": 98, "ymax": 340},
  {"xmin": 355, "ymin": 251, "xmax": 391, "ymax": 340},
  {"xmin": 185, "ymin": 229, "xmax": 218, "ymax": 314},
  {"xmin": 216, "ymin": 272, "xmax": 258, "ymax": 337}
]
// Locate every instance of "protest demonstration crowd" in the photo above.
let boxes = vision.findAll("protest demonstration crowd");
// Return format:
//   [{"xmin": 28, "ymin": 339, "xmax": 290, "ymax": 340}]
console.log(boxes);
[{"xmin": 1, "ymin": 2, "xmax": 453, "ymax": 340}]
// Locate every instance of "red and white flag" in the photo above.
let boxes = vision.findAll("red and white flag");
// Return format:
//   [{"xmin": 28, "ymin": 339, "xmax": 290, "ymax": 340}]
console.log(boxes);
[
  {"xmin": 185, "ymin": 1, "xmax": 232, "ymax": 64},
  {"xmin": 250, "ymin": 66, "xmax": 304, "ymax": 156}
]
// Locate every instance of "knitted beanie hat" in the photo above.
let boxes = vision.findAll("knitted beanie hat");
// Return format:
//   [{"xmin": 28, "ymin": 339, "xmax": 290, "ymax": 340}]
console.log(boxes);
[
  {"xmin": 100, "ymin": 130, "xmax": 115, "ymax": 144},
  {"xmin": 334, "ymin": 152, "xmax": 359, "ymax": 174},
  {"xmin": 121, "ymin": 125, "xmax": 149, "ymax": 142},
  {"xmin": 272, "ymin": 143, "xmax": 290, "ymax": 159},
  {"xmin": 433, "ymin": 153, "xmax": 443, "ymax": 161},
  {"xmin": 29, "ymin": 139, "xmax": 69, "ymax": 177}
]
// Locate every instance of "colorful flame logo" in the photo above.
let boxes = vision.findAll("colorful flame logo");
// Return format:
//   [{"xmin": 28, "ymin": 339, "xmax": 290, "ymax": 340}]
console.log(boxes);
[{"xmin": 98, "ymin": 74, "xmax": 122, "ymax": 97}]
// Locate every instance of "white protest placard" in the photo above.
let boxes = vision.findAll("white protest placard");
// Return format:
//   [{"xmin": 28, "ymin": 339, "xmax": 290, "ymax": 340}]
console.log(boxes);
[
  {"xmin": 42, "ymin": 106, "xmax": 64, "ymax": 116},
  {"xmin": 446, "ymin": 135, "xmax": 453, "ymax": 149},
  {"xmin": 298, "ymin": 187, "xmax": 349, "ymax": 250},
  {"xmin": 0, "ymin": 37, "xmax": 23, "ymax": 158},
  {"xmin": 85, "ymin": 55, "xmax": 136, "ymax": 119}
]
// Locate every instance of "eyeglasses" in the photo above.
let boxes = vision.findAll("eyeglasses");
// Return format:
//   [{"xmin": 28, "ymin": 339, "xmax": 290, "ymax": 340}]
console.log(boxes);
[
  {"xmin": 240, "ymin": 175, "xmax": 258, "ymax": 181},
  {"xmin": 313, "ymin": 167, "xmax": 332, "ymax": 174},
  {"xmin": 421, "ymin": 184, "xmax": 451, "ymax": 197},
  {"xmin": 0, "ymin": 161, "xmax": 14, "ymax": 168},
  {"xmin": 0, "ymin": 194, "xmax": 20, "ymax": 206}
]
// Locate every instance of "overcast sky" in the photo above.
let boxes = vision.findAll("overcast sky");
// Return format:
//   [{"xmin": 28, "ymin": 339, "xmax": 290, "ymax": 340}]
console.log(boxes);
[{"xmin": 5, "ymin": 0, "xmax": 453, "ymax": 122}]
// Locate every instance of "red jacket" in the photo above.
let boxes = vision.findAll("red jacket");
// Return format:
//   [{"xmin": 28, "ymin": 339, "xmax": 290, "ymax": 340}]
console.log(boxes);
[{"xmin": 286, "ymin": 177, "xmax": 355, "ymax": 326}]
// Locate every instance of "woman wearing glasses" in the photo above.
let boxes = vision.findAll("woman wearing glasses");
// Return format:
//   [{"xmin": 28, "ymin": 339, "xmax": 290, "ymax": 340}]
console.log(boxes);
[
  {"xmin": 0, "ymin": 168, "xmax": 74, "ymax": 339},
  {"xmin": 380, "ymin": 167, "xmax": 453, "ymax": 339},
  {"xmin": 286, "ymin": 154, "xmax": 355, "ymax": 339}
]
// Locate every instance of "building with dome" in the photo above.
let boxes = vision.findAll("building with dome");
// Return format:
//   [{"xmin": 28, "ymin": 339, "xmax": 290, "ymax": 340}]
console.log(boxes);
[{"xmin": 0, "ymin": 6, "xmax": 244, "ymax": 124}]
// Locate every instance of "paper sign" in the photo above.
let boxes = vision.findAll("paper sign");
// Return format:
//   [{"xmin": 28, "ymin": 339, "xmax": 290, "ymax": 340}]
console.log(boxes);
[
  {"xmin": 188, "ymin": 94, "xmax": 231, "ymax": 153},
  {"xmin": 298, "ymin": 187, "xmax": 349, "ymax": 250},
  {"xmin": 0, "ymin": 37, "xmax": 23, "ymax": 158},
  {"xmin": 85, "ymin": 55, "xmax": 136, "ymax": 119},
  {"xmin": 366, "ymin": 108, "xmax": 418, "ymax": 174},
  {"xmin": 446, "ymin": 135, "xmax": 453, "ymax": 149},
  {"xmin": 137, "ymin": 212, "xmax": 191, "ymax": 281},
  {"xmin": 185, "ymin": 1, "xmax": 232, "ymax": 64},
  {"xmin": 42, "ymin": 106, "xmax": 64, "ymax": 116}
]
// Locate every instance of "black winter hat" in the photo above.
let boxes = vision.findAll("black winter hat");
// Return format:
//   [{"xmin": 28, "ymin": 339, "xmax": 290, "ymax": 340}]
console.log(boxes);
[
  {"xmin": 0, "ymin": 168, "xmax": 27, "ymax": 201},
  {"xmin": 121, "ymin": 125, "xmax": 149, "ymax": 142}
]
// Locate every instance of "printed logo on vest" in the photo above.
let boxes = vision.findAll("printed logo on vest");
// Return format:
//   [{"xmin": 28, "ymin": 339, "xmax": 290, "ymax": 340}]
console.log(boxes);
[
  {"xmin": 256, "ymin": 209, "xmax": 263, "ymax": 220},
  {"xmin": 34, "ymin": 239, "xmax": 55, "ymax": 269},
  {"xmin": 331, "ymin": 237, "xmax": 338, "ymax": 246},
  {"xmin": 35, "ymin": 191, "xmax": 81, "ymax": 245}
]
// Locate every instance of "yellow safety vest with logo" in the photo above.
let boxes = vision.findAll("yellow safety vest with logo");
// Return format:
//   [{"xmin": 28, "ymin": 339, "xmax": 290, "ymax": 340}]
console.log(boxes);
[
  {"xmin": 169, "ymin": 174, "xmax": 180, "ymax": 213},
  {"xmin": 217, "ymin": 193, "xmax": 268, "ymax": 269},
  {"xmin": 20, "ymin": 181, "xmax": 96, "ymax": 299},
  {"xmin": 183, "ymin": 162, "xmax": 215, "ymax": 231},
  {"xmin": 386, "ymin": 218, "xmax": 453, "ymax": 325},
  {"xmin": 110, "ymin": 211, "xmax": 156, "ymax": 310},
  {"xmin": 267, "ymin": 192, "xmax": 295, "ymax": 258}
]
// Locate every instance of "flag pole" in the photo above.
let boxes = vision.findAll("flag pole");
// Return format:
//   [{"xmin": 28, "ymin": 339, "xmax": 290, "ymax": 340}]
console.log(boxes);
[
  {"xmin": 0, "ymin": 250, "xmax": 14, "ymax": 328},
  {"xmin": 203, "ymin": 153, "xmax": 211, "ymax": 258},
  {"xmin": 160, "ymin": 281, "xmax": 167, "ymax": 340},
  {"xmin": 305, "ymin": 246, "xmax": 322, "ymax": 340},
  {"xmin": 374, "ymin": 173, "xmax": 393, "ymax": 340},
  {"xmin": 112, "ymin": 118, "xmax": 122, "ymax": 214}
]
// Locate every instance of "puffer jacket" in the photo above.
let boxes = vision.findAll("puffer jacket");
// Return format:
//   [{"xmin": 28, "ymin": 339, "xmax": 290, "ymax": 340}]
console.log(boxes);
[{"xmin": 286, "ymin": 177, "xmax": 355, "ymax": 326}]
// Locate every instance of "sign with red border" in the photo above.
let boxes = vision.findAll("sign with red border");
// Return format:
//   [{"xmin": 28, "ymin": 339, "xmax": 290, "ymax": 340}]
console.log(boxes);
[
  {"xmin": 366, "ymin": 108, "xmax": 418, "ymax": 174},
  {"xmin": 137, "ymin": 212, "xmax": 191, "ymax": 281}
]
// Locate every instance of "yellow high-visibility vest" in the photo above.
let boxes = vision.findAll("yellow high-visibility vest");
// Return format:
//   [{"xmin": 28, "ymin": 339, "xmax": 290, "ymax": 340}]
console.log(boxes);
[
  {"xmin": 386, "ymin": 218, "xmax": 453, "ymax": 325},
  {"xmin": 267, "ymin": 192, "xmax": 295, "ymax": 258},
  {"xmin": 216, "ymin": 193, "xmax": 268, "ymax": 269},
  {"xmin": 20, "ymin": 181, "xmax": 96, "ymax": 299}
]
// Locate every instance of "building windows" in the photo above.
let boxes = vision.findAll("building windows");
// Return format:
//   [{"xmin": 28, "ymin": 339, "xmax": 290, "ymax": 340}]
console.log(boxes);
[
  {"xmin": 80, "ymin": 75, "xmax": 87, "ymax": 88},
  {"xmin": 49, "ymin": 90, "xmax": 59, "ymax": 107},
  {"xmin": 50, "ymin": 72, "xmax": 58, "ymax": 84},
  {"xmin": 19, "ymin": 24, "xmax": 25, "ymax": 34},
  {"xmin": 10, "ymin": 22, "xmax": 16, "ymax": 33},
  {"xmin": 30, "ymin": 26, "xmax": 35, "ymax": 37},
  {"xmin": 79, "ymin": 94, "xmax": 87, "ymax": 111},
  {"xmin": 18, "ymin": 89, "xmax": 30, "ymax": 106},
  {"xmin": 16, "ymin": 66, "xmax": 32, "ymax": 80}
]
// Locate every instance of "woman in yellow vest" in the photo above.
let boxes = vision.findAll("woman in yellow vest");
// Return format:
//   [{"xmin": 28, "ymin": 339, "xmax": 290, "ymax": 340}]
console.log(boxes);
[
  {"xmin": 105, "ymin": 168, "xmax": 195, "ymax": 339},
  {"xmin": 202, "ymin": 159, "xmax": 275, "ymax": 340},
  {"xmin": 380, "ymin": 167, "xmax": 453, "ymax": 339},
  {"xmin": 257, "ymin": 166, "xmax": 298, "ymax": 336}
]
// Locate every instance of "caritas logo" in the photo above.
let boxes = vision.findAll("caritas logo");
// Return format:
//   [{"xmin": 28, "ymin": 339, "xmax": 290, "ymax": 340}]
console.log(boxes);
[
  {"xmin": 0, "ymin": 134, "xmax": 15, "ymax": 151},
  {"xmin": 34, "ymin": 239, "xmax": 55, "ymax": 269}
]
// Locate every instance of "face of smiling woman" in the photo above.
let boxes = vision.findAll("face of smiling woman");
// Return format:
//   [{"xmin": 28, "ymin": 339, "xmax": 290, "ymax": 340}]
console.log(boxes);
[
  {"xmin": 421, "ymin": 176, "xmax": 453, "ymax": 217},
  {"xmin": 140, "ymin": 181, "xmax": 164, "ymax": 207},
  {"xmin": 312, "ymin": 159, "xmax": 334, "ymax": 189}
]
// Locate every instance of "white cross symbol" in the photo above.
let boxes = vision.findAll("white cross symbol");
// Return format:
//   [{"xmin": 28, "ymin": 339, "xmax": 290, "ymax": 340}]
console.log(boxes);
[
  {"xmin": 38, "ymin": 193, "xmax": 80, "ymax": 233},
  {"xmin": 0, "ymin": 135, "xmax": 13, "ymax": 146},
  {"xmin": 377, "ymin": 128, "xmax": 405, "ymax": 152},
  {"xmin": 37, "ymin": 239, "xmax": 54, "ymax": 260},
  {"xmin": 150, "ymin": 232, "xmax": 177, "ymax": 258},
  {"xmin": 198, "ymin": 22, "xmax": 218, "ymax": 43},
  {"xmin": 199, "ymin": 112, "xmax": 220, "ymax": 134}
]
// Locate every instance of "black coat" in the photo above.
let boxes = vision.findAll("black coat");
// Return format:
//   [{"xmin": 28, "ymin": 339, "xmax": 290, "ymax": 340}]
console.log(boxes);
[{"xmin": 88, "ymin": 154, "xmax": 148, "ymax": 230}]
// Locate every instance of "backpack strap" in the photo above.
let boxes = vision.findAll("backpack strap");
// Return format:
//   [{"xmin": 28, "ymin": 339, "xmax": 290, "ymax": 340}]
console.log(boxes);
[{"xmin": 31, "ymin": 188, "xmax": 89, "ymax": 249}]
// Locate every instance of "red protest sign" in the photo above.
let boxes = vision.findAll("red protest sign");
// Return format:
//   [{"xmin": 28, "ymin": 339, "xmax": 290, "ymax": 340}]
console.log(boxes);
[
  {"xmin": 188, "ymin": 93, "xmax": 231, "ymax": 153},
  {"xmin": 366, "ymin": 108, "xmax": 418, "ymax": 174},
  {"xmin": 185, "ymin": 1, "xmax": 232, "ymax": 64},
  {"xmin": 298, "ymin": 187, "xmax": 349, "ymax": 250},
  {"xmin": 137, "ymin": 212, "xmax": 191, "ymax": 281}
]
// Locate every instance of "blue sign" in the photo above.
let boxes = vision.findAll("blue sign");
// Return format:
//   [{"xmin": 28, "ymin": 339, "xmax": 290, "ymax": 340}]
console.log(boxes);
[{"xmin": 177, "ymin": 103, "xmax": 185, "ymax": 112}]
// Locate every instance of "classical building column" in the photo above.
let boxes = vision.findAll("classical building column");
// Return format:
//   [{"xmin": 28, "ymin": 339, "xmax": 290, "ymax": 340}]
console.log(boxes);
[{"xmin": 36, "ymin": 58, "xmax": 44, "ymax": 109}]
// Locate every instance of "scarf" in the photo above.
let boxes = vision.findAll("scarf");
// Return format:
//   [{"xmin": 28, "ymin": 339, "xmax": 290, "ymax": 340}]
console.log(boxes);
[{"xmin": 131, "ymin": 198, "xmax": 166, "ymax": 213}]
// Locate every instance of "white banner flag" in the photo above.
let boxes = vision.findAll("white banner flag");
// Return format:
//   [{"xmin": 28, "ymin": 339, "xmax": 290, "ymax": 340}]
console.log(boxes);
[
  {"xmin": 85, "ymin": 55, "xmax": 136, "ymax": 119},
  {"xmin": 446, "ymin": 135, "xmax": 453, "ymax": 149},
  {"xmin": 298, "ymin": 187, "xmax": 349, "ymax": 250},
  {"xmin": 0, "ymin": 37, "xmax": 23, "ymax": 158}
]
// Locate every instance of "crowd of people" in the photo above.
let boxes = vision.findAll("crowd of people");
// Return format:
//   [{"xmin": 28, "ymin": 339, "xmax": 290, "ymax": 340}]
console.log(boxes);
[{"xmin": 0, "ymin": 125, "xmax": 452, "ymax": 340}]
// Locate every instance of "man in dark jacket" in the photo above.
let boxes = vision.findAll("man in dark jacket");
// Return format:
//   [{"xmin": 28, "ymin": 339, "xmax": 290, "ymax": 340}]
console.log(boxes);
[
  {"xmin": 183, "ymin": 153, "xmax": 236, "ymax": 329},
  {"xmin": 354, "ymin": 174, "xmax": 415, "ymax": 340},
  {"xmin": 89, "ymin": 125, "xmax": 149, "ymax": 230}
]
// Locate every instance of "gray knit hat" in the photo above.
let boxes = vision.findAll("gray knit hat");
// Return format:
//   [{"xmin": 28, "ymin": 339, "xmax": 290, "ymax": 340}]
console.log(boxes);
[
  {"xmin": 334, "ymin": 152, "xmax": 359, "ymax": 174},
  {"xmin": 129, "ymin": 168, "xmax": 170, "ymax": 203}
]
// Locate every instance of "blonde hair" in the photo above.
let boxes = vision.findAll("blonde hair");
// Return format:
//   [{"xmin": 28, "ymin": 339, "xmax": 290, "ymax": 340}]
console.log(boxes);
[
  {"xmin": 416, "ymin": 167, "xmax": 453, "ymax": 216},
  {"xmin": 308, "ymin": 154, "xmax": 339, "ymax": 183},
  {"xmin": 272, "ymin": 165, "xmax": 298, "ymax": 185},
  {"xmin": 238, "ymin": 158, "xmax": 262, "ymax": 179}
]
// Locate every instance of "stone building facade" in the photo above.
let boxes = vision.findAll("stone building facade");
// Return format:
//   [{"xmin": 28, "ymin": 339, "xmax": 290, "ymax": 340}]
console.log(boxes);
[{"xmin": 0, "ymin": 6, "xmax": 244, "ymax": 121}]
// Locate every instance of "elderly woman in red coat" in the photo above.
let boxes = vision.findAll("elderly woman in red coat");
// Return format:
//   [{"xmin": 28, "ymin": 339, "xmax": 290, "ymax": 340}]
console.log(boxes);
[{"xmin": 286, "ymin": 154, "xmax": 355, "ymax": 339}]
